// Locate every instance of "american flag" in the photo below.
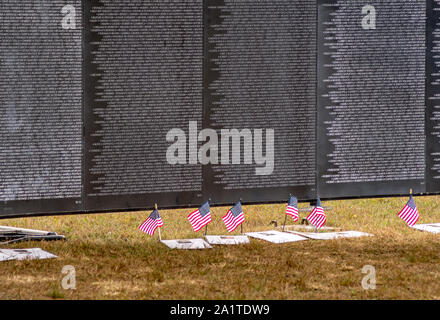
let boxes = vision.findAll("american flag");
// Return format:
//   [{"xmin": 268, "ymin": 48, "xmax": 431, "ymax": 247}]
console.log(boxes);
[
  {"xmin": 222, "ymin": 201, "xmax": 245, "ymax": 233},
  {"xmin": 398, "ymin": 195, "xmax": 419, "ymax": 227},
  {"xmin": 188, "ymin": 201, "xmax": 212, "ymax": 232},
  {"xmin": 286, "ymin": 195, "xmax": 299, "ymax": 222},
  {"xmin": 307, "ymin": 198, "xmax": 326, "ymax": 229},
  {"xmin": 139, "ymin": 209, "xmax": 163, "ymax": 236}
]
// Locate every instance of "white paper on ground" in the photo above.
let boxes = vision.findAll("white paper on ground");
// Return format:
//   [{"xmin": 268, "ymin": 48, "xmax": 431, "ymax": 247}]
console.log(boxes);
[
  {"xmin": 287, "ymin": 230, "xmax": 374, "ymax": 240},
  {"xmin": 0, "ymin": 248, "xmax": 57, "ymax": 262},
  {"xmin": 205, "ymin": 235, "xmax": 250, "ymax": 245},
  {"xmin": 161, "ymin": 239, "xmax": 212, "ymax": 250},
  {"xmin": 283, "ymin": 225, "xmax": 340, "ymax": 232},
  {"xmin": 246, "ymin": 230, "xmax": 308, "ymax": 243},
  {"xmin": 0, "ymin": 226, "xmax": 55, "ymax": 235},
  {"xmin": 410, "ymin": 223, "xmax": 440, "ymax": 234}
]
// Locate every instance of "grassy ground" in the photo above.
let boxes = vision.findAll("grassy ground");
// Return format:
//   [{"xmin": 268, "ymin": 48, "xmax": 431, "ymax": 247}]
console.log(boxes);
[{"xmin": 1, "ymin": 196, "xmax": 440, "ymax": 300}]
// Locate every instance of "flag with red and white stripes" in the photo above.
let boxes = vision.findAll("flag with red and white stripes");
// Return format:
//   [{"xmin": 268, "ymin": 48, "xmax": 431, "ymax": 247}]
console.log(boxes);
[
  {"xmin": 223, "ymin": 202, "xmax": 245, "ymax": 233},
  {"xmin": 188, "ymin": 201, "xmax": 212, "ymax": 232},
  {"xmin": 139, "ymin": 209, "xmax": 163, "ymax": 236},
  {"xmin": 286, "ymin": 195, "xmax": 299, "ymax": 222},
  {"xmin": 398, "ymin": 195, "xmax": 419, "ymax": 227},
  {"xmin": 307, "ymin": 198, "xmax": 326, "ymax": 229}
]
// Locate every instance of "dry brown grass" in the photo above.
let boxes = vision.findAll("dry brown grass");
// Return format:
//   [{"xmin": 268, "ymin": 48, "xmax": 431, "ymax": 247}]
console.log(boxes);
[{"xmin": 1, "ymin": 196, "xmax": 440, "ymax": 300}]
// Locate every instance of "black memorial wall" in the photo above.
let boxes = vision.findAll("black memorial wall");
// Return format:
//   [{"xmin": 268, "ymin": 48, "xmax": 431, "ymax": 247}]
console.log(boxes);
[{"xmin": 0, "ymin": 0, "xmax": 438, "ymax": 217}]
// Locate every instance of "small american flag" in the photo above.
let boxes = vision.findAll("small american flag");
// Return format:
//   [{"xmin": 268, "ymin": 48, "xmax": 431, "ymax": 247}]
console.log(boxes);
[
  {"xmin": 188, "ymin": 201, "xmax": 212, "ymax": 232},
  {"xmin": 307, "ymin": 198, "xmax": 326, "ymax": 229},
  {"xmin": 223, "ymin": 201, "xmax": 245, "ymax": 232},
  {"xmin": 139, "ymin": 209, "xmax": 163, "ymax": 236},
  {"xmin": 398, "ymin": 195, "xmax": 419, "ymax": 227},
  {"xmin": 286, "ymin": 195, "xmax": 299, "ymax": 222}
]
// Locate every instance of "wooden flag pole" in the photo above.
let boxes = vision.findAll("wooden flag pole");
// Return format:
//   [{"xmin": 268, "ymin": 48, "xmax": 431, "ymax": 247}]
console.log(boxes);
[
  {"xmin": 155, "ymin": 203, "xmax": 162, "ymax": 242},
  {"xmin": 315, "ymin": 199, "xmax": 319, "ymax": 233},
  {"xmin": 282, "ymin": 194, "xmax": 290, "ymax": 232},
  {"xmin": 405, "ymin": 188, "xmax": 412, "ymax": 228},
  {"xmin": 204, "ymin": 199, "xmax": 211, "ymax": 236},
  {"xmin": 239, "ymin": 198, "xmax": 243, "ymax": 234}
]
